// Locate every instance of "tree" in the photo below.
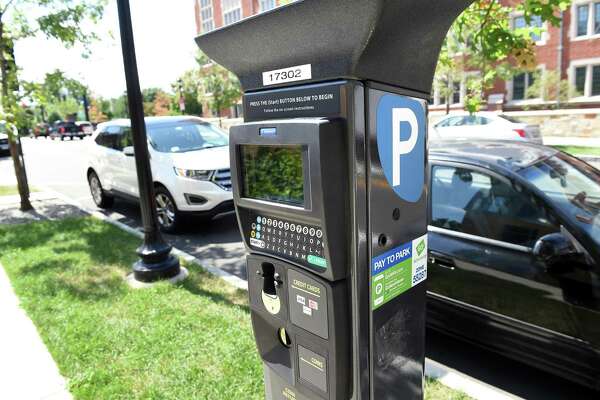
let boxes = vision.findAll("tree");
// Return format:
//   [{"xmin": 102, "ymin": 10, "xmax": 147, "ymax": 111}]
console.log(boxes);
[
  {"xmin": 151, "ymin": 90, "xmax": 172, "ymax": 116},
  {"xmin": 196, "ymin": 51, "xmax": 241, "ymax": 125},
  {"xmin": 0, "ymin": 0, "xmax": 106, "ymax": 211},
  {"xmin": 88, "ymin": 98, "xmax": 108, "ymax": 122},
  {"xmin": 436, "ymin": 0, "xmax": 571, "ymax": 113},
  {"xmin": 172, "ymin": 70, "xmax": 203, "ymax": 116},
  {"xmin": 525, "ymin": 70, "xmax": 575, "ymax": 108}
]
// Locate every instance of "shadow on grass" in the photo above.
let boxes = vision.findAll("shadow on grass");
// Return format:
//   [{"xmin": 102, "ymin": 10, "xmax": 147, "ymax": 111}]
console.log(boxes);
[
  {"xmin": 2, "ymin": 217, "xmax": 250, "ymax": 310},
  {"xmin": 180, "ymin": 270, "xmax": 250, "ymax": 313}
]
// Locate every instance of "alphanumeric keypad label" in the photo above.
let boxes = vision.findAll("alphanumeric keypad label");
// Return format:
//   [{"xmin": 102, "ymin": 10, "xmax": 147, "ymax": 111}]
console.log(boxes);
[{"xmin": 248, "ymin": 213, "xmax": 327, "ymax": 269}]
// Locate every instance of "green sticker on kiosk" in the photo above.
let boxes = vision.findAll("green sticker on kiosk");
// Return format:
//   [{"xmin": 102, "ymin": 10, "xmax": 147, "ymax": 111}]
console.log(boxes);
[{"xmin": 370, "ymin": 235, "xmax": 428, "ymax": 310}]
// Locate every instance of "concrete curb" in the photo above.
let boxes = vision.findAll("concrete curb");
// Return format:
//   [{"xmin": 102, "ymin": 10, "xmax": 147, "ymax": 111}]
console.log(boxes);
[
  {"xmin": 35, "ymin": 186, "xmax": 515, "ymax": 400},
  {"xmin": 426, "ymin": 358, "xmax": 522, "ymax": 400}
]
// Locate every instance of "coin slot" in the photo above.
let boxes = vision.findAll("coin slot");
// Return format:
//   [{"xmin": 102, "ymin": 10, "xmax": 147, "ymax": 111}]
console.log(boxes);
[{"xmin": 278, "ymin": 327, "xmax": 292, "ymax": 348}]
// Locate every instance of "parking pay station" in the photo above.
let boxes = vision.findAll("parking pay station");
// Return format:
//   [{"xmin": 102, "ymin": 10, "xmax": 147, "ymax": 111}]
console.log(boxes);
[{"xmin": 196, "ymin": 1, "xmax": 472, "ymax": 399}]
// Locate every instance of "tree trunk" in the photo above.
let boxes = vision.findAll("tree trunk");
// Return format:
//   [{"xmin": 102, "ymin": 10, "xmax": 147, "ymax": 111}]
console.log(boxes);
[
  {"xmin": 0, "ymin": 18, "xmax": 33, "ymax": 211},
  {"xmin": 445, "ymin": 96, "xmax": 450, "ymax": 115}
]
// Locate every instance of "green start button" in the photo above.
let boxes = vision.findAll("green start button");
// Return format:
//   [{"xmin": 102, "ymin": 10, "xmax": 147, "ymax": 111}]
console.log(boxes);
[{"xmin": 307, "ymin": 255, "xmax": 327, "ymax": 269}]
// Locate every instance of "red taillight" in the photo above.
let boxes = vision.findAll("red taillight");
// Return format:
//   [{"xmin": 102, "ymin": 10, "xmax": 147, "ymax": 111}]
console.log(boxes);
[
  {"xmin": 59, "ymin": 127, "xmax": 65, "ymax": 133},
  {"xmin": 514, "ymin": 129, "xmax": 526, "ymax": 138}
]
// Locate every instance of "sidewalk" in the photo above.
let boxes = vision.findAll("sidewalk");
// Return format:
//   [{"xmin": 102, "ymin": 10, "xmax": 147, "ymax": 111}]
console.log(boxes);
[
  {"xmin": 0, "ymin": 261, "xmax": 72, "ymax": 400},
  {"xmin": 543, "ymin": 136, "xmax": 600, "ymax": 147},
  {"xmin": 0, "ymin": 193, "xmax": 79, "ymax": 399}
]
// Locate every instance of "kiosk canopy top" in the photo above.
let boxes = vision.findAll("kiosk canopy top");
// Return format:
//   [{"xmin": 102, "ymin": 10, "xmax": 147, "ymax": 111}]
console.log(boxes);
[{"xmin": 195, "ymin": 0, "xmax": 473, "ymax": 94}]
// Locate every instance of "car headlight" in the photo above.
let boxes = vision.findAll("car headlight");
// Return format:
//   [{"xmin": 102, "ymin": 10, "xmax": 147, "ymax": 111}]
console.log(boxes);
[{"xmin": 173, "ymin": 168, "xmax": 213, "ymax": 180}]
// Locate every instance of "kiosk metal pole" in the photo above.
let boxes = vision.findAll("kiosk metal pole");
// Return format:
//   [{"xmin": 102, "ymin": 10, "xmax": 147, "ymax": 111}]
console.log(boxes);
[{"xmin": 116, "ymin": 0, "xmax": 180, "ymax": 282}]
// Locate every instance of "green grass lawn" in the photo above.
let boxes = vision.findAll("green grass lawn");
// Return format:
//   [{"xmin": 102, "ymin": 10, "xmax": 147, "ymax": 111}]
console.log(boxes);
[
  {"xmin": 0, "ymin": 185, "xmax": 19, "ymax": 196},
  {"xmin": 0, "ymin": 217, "xmax": 470, "ymax": 400},
  {"xmin": 0, "ymin": 185, "xmax": 38, "ymax": 196},
  {"xmin": 554, "ymin": 145, "xmax": 600, "ymax": 157}
]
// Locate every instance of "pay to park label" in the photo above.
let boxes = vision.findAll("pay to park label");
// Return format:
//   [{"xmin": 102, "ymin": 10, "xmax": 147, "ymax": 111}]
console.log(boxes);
[{"xmin": 371, "ymin": 234, "xmax": 428, "ymax": 310}]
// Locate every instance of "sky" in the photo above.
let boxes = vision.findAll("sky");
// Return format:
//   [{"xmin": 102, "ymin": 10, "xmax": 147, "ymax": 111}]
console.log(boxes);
[{"xmin": 15, "ymin": 0, "xmax": 199, "ymax": 99}]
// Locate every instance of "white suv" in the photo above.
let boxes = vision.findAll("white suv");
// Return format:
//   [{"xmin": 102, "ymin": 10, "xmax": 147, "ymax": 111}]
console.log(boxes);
[{"xmin": 87, "ymin": 116, "xmax": 233, "ymax": 233}]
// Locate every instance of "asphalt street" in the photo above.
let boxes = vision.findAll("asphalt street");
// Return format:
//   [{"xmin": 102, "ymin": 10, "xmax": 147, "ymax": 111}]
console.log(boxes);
[{"xmin": 1, "ymin": 137, "xmax": 598, "ymax": 399}]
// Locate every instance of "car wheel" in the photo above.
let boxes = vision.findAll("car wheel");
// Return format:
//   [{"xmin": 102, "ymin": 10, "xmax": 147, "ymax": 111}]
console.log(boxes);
[
  {"xmin": 60, "ymin": 136, "xmax": 64, "ymax": 141},
  {"xmin": 155, "ymin": 187, "xmax": 180, "ymax": 234},
  {"xmin": 88, "ymin": 171, "xmax": 114, "ymax": 209}
]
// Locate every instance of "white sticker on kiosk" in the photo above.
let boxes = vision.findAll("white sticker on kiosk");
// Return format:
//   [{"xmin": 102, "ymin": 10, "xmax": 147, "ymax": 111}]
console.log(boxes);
[{"xmin": 263, "ymin": 64, "xmax": 312, "ymax": 86}]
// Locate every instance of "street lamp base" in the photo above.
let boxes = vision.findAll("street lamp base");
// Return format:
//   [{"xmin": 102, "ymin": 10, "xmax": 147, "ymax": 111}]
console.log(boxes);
[
  {"xmin": 126, "ymin": 266, "xmax": 189, "ymax": 289},
  {"xmin": 132, "ymin": 254, "xmax": 181, "ymax": 283}
]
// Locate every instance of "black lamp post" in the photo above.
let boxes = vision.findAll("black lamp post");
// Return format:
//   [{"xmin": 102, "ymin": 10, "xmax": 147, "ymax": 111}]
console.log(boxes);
[{"xmin": 116, "ymin": 0, "xmax": 181, "ymax": 283}]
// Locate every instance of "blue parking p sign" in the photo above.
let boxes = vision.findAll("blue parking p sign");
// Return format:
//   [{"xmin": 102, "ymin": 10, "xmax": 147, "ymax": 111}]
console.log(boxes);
[{"xmin": 376, "ymin": 94, "xmax": 426, "ymax": 203}]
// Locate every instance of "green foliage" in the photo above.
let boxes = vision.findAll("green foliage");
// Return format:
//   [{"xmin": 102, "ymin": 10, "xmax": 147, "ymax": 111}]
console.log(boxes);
[
  {"xmin": 172, "ymin": 70, "xmax": 203, "ymax": 116},
  {"xmin": 0, "ymin": 0, "xmax": 106, "ymax": 136},
  {"xmin": 196, "ymin": 51, "xmax": 241, "ymax": 117},
  {"xmin": 436, "ymin": 0, "xmax": 572, "ymax": 112},
  {"xmin": 525, "ymin": 70, "xmax": 574, "ymax": 108},
  {"xmin": 48, "ymin": 110, "xmax": 62, "ymax": 124}
]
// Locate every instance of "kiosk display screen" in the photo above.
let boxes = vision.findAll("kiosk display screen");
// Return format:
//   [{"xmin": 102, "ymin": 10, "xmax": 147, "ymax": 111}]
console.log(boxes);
[{"xmin": 241, "ymin": 145, "xmax": 305, "ymax": 206}]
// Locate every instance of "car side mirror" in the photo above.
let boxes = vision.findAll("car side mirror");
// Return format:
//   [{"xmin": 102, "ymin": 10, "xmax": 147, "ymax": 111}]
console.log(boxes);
[
  {"xmin": 533, "ymin": 233, "xmax": 579, "ymax": 273},
  {"xmin": 123, "ymin": 146, "xmax": 134, "ymax": 156}
]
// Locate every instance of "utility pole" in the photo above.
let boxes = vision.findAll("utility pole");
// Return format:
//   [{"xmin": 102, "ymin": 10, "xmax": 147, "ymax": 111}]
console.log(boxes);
[{"xmin": 116, "ymin": 0, "xmax": 181, "ymax": 283}]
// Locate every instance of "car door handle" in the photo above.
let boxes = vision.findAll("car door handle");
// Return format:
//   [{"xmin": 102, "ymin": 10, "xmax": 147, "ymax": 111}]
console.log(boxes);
[{"xmin": 428, "ymin": 251, "xmax": 456, "ymax": 271}]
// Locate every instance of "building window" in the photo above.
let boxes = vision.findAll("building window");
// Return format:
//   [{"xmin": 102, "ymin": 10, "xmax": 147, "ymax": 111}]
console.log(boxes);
[
  {"xmin": 571, "ymin": 61, "xmax": 600, "ymax": 98},
  {"xmin": 222, "ymin": 0, "xmax": 242, "ymax": 25},
  {"xmin": 260, "ymin": 0, "xmax": 276, "ymax": 12},
  {"xmin": 452, "ymin": 81, "xmax": 461, "ymax": 104},
  {"xmin": 573, "ymin": 1, "xmax": 600, "ymax": 37},
  {"xmin": 200, "ymin": 0, "xmax": 214, "ymax": 33},
  {"xmin": 513, "ymin": 15, "xmax": 543, "ymax": 42},
  {"xmin": 512, "ymin": 72, "xmax": 536, "ymax": 101},
  {"xmin": 575, "ymin": 66, "xmax": 587, "ymax": 94},
  {"xmin": 577, "ymin": 4, "xmax": 590, "ymax": 36},
  {"xmin": 592, "ymin": 65, "xmax": 600, "ymax": 95},
  {"xmin": 595, "ymin": 3, "xmax": 600, "ymax": 34}
]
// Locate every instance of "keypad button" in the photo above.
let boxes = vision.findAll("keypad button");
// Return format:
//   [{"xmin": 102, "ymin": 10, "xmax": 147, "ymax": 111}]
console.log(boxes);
[
  {"xmin": 316, "ymin": 229, "xmax": 323, "ymax": 238},
  {"xmin": 309, "ymin": 228, "xmax": 315, "ymax": 236}
]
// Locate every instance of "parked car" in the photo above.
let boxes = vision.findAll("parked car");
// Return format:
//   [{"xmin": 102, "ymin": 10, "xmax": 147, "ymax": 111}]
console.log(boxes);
[
  {"xmin": 50, "ymin": 120, "xmax": 84, "ymax": 140},
  {"xmin": 431, "ymin": 112, "xmax": 543, "ymax": 144},
  {"xmin": 0, "ymin": 121, "xmax": 13, "ymax": 155},
  {"xmin": 33, "ymin": 122, "xmax": 51, "ymax": 138},
  {"xmin": 75, "ymin": 121, "xmax": 94, "ymax": 136},
  {"xmin": 87, "ymin": 116, "xmax": 233, "ymax": 233},
  {"xmin": 427, "ymin": 140, "xmax": 600, "ymax": 390}
]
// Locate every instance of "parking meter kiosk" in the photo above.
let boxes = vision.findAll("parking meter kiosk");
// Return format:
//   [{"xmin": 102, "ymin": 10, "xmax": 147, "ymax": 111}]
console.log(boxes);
[{"xmin": 196, "ymin": 1, "xmax": 472, "ymax": 399}]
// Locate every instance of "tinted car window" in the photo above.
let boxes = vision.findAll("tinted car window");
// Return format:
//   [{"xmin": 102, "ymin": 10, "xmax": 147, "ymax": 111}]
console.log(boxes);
[
  {"xmin": 95, "ymin": 125, "xmax": 123, "ymax": 150},
  {"xmin": 120, "ymin": 127, "xmax": 133, "ymax": 149},
  {"xmin": 431, "ymin": 165, "xmax": 559, "ymax": 247},
  {"xmin": 518, "ymin": 153, "xmax": 600, "ymax": 246}
]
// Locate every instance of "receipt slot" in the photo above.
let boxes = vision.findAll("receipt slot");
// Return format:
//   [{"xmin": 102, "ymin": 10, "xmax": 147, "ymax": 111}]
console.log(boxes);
[{"xmin": 196, "ymin": 1, "xmax": 472, "ymax": 399}]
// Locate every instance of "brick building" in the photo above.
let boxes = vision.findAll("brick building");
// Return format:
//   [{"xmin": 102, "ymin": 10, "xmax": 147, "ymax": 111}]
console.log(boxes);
[
  {"xmin": 193, "ymin": 0, "xmax": 286, "ymax": 118},
  {"xmin": 194, "ymin": 0, "xmax": 600, "ymax": 115},
  {"xmin": 431, "ymin": 0, "xmax": 600, "ymax": 112}
]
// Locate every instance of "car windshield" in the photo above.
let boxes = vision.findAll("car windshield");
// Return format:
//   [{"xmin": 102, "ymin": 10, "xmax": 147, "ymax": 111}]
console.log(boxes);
[
  {"xmin": 518, "ymin": 153, "xmax": 600, "ymax": 244},
  {"xmin": 147, "ymin": 121, "xmax": 228, "ymax": 153}
]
